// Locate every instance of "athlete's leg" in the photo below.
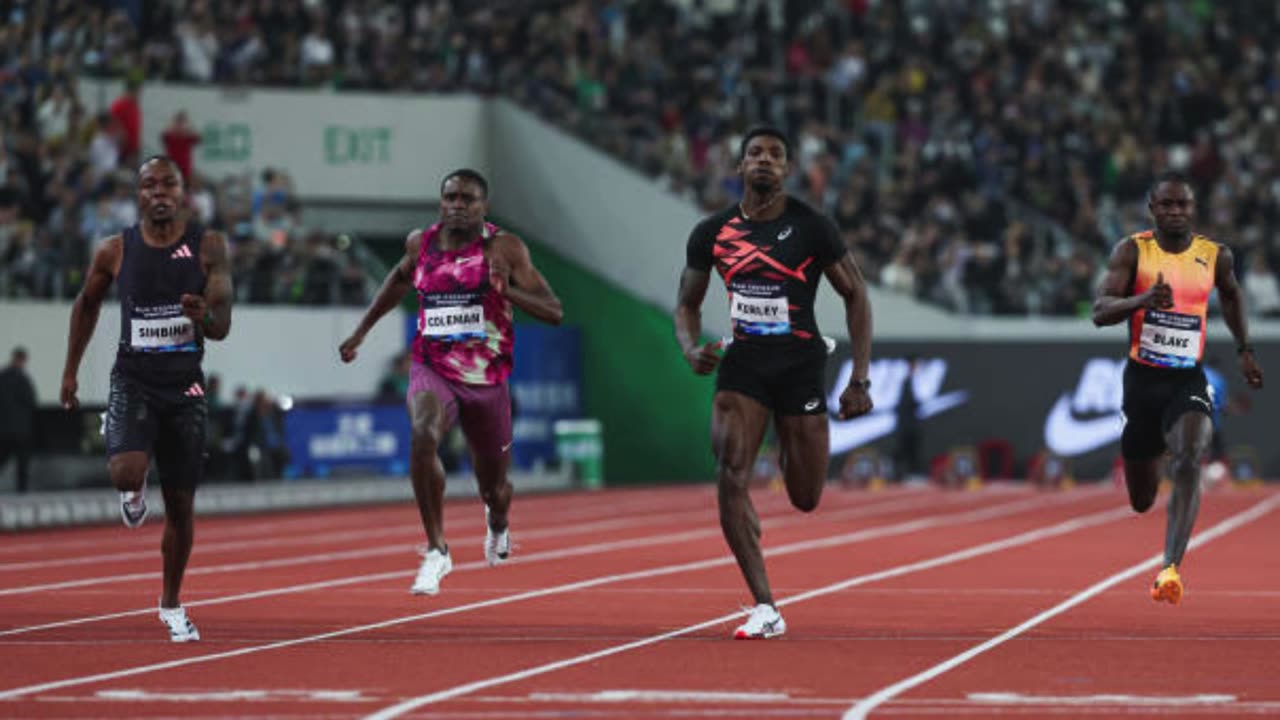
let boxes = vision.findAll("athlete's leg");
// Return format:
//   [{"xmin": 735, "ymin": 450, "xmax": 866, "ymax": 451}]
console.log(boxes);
[
  {"xmin": 457, "ymin": 382, "xmax": 514, "ymax": 532},
  {"xmin": 153, "ymin": 395, "xmax": 206, "ymax": 609},
  {"xmin": 775, "ymin": 413, "xmax": 829, "ymax": 512},
  {"xmin": 1124, "ymin": 459, "xmax": 1162, "ymax": 513},
  {"xmin": 712, "ymin": 391, "xmax": 773, "ymax": 605},
  {"xmin": 1163, "ymin": 411, "xmax": 1213, "ymax": 567},
  {"xmin": 109, "ymin": 452, "xmax": 150, "ymax": 493},
  {"xmin": 408, "ymin": 389, "xmax": 452, "ymax": 552}
]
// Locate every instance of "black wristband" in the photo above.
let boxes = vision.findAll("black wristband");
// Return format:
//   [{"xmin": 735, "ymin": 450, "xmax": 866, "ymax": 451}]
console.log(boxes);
[
  {"xmin": 850, "ymin": 378, "xmax": 871, "ymax": 390},
  {"xmin": 1237, "ymin": 344, "xmax": 1254, "ymax": 355}
]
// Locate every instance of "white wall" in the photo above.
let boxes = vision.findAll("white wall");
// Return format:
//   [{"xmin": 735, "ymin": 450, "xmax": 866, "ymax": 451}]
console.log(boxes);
[{"xmin": 1, "ymin": 302, "xmax": 404, "ymax": 404}]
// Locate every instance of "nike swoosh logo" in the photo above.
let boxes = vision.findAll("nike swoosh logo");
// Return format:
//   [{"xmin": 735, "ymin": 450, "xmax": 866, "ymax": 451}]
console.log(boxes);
[
  {"xmin": 828, "ymin": 390, "xmax": 969, "ymax": 454},
  {"xmin": 1043, "ymin": 394, "xmax": 1125, "ymax": 456},
  {"xmin": 500, "ymin": 441, "xmax": 513, "ymax": 453}
]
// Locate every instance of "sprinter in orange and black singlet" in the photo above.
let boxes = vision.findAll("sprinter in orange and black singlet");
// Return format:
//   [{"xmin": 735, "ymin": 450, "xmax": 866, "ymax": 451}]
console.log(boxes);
[
  {"xmin": 674, "ymin": 126, "xmax": 874, "ymax": 639},
  {"xmin": 1094, "ymin": 171, "xmax": 1264, "ymax": 607}
]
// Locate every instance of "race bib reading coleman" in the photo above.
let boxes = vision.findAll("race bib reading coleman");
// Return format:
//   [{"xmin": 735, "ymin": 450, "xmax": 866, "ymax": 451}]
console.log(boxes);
[
  {"xmin": 130, "ymin": 308, "xmax": 197, "ymax": 353},
  {"xmin": 729, "ymin": 281, "xmax": 790, "ymax": 336},
  {"xmin": 421, "ymin": 292, "xmax": 487, "ymax": 342},
  {"xmin": 1138, "ymin": 309, "xmax": 1202, "ymax": 369}
]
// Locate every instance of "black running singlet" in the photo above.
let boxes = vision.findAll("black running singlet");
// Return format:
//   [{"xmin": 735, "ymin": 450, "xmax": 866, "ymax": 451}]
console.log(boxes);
[
  {"xmin": 686, "ymin": 197, "xmax": 845, "ymax": 348},
  {"xmin": 114, "ymin": 223, "xmax": 207, "ymax": 382}
]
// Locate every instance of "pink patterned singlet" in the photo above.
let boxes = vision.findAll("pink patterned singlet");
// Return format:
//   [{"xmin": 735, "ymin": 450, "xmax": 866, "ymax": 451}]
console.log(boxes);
[{"xmin": 411, "ymin": 222, "xmax": 514, "ymax": 385}]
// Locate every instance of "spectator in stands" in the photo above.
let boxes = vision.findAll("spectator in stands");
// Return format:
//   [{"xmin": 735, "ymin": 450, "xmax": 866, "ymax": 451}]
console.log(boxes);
[
  {"xmin": 161, "ymin": 110, "xmax": 201, "ymax": 183},
  {"xmin": 109, "ymin": 79, "xmax": 142, "ymax": 166},
  {"xmin": 0, "ymin": 346, "xmax": 37, "ymax": 492},
  {"xmin": 377, "ymin": 351, "xmax": 411, "ymax": 403}
]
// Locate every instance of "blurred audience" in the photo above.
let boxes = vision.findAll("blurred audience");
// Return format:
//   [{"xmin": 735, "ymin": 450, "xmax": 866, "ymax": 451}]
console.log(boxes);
[{"xmin": 2, "ymin": 0, "xmax": 1279, "ymax": 317}]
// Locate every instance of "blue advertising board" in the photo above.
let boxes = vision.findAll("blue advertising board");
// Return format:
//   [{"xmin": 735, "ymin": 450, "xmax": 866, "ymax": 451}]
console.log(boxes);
[
  {"xmin": 284, "ymin": 404, "xmax": 411, "ymax": 478},
  {"xmin": 509, "ymin": 324, "xmax": 583, "ymax": 469}
]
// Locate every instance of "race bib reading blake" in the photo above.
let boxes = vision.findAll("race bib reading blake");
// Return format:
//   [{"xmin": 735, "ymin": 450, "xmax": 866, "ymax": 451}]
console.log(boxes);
[{"xmin": 1138, "ymin": 310, "xmax": 1201, "ymax": 368}]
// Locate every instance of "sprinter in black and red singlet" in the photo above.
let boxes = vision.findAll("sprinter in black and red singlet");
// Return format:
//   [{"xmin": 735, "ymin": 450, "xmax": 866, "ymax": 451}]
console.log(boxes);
[
  {"xmin": 674, "ymin": 126, "xmax": 874, "ymax": 639},
  {"xmin": 1094, "ymin": 171, "xmax": 1264, "ymax": 606},
  {"xmin": 61, "ymin": 156, "xmax": 233, "ymax": 642}
]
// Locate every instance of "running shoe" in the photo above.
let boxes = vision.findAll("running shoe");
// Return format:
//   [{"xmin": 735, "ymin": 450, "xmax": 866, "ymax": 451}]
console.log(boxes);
[
  {"xmin": 411, "ymin": 547, "xmax": 452, "ymax": 595},
  {"xmin": 158, "ymin": 604, "xmax": 200, "ymax": 642},
  {"xmin": 484, "ymin": 506, "xmax": 511, "ymax": 566},
  {"xmin": 733, "ymin": 603, "xmax": 787, "ymax": 639},
  {"xmin": 1151, "ymin": 564, "xmax": 1184, "ymax": 605}
]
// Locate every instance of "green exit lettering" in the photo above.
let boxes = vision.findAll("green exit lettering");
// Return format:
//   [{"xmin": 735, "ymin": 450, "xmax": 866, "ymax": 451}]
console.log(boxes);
[
  {"xmin": 325, "ymin": 126, "xmax": 392, "ymax": 165},
  {"xmin": 201, "ymin": 122, "xmax": 252, "ymax": 162}
]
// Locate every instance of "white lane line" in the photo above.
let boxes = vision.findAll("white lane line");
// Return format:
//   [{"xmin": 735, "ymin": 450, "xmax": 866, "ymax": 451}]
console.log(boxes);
[
  {"xmin": 843, "ymin": 492, "xmax": 1280, "ymax": 720},
  {"xmin": 967, "ymin": 692, "xmax": 1236, "ymax": 706},
  {"xmin": 0, "ymin": 489, "xmax": 727, "ymax": 574},
  {"xmin": 359, "ymin": 504, "xmax": 1133, "ymax": 719},
  {"xmin": 0, "ymin": 491, "xmax": 973, "ymax": 631},
  {"xmin": 528, "ymin": 690, "xmax": 791, "ymax": 703},
  {"xmin": 0, "ymin": 491, "xmax": 1082, "ymax": 700}
]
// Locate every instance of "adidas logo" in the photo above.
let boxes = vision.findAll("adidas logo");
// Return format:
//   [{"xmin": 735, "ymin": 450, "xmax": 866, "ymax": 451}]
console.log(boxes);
[
  {"xmin": 170, "ymin": 245, "xmax": 194, "ymax": 260},
  {"xmin": 184, "ymin": 382, "xmax": 204, "ymax": 398}
]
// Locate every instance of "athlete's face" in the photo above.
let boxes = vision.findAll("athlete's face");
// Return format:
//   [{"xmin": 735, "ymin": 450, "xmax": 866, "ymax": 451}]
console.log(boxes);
[
  {"xmin": 137, "ymin": 160, "xmax": 185, "ymax": 222},
  {"xmin": 1149, "ymin": 182, "xmax": 1195, "ymax": 237},
  {"xmin": 738, "ymin": 135, "xmax": 789, "ymax": 193},
  {"xmin": 440, "ymin": 177, "xmax": 488, "ymax": 233}
]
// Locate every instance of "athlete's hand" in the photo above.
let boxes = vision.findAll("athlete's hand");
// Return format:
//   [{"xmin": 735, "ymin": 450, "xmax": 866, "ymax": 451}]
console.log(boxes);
[
  {"xmin": 180, "ymin": 293, "xmax": 207, "ymax": 323},
  {"xmin": 338, "ymin": 332, "xmax": 364, "ymax": 363},
  {"xmin": 61, "ymin": 374, "xmax": 79, "ymax": 410},
  {"xmin": 838, "ymin": 384, "xmax": 873, "ymax": 420},
  {"xmin": 684, "ymin": 340, "xmax": 724, "ymax": 375},
  {"xmin": 1240, "ymin": 351, "xmax": 1264, "ymax": 389},
  {"xmin": 1141, "ymin": 272, "xmax": 1174, "ymax": 310}
]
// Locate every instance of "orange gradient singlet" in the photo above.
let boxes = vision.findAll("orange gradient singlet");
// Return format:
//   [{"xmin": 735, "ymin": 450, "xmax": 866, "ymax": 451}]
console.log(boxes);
[{"xmin": 1128, "ymin": 230, "xmax": 1218, "ymax": 369}]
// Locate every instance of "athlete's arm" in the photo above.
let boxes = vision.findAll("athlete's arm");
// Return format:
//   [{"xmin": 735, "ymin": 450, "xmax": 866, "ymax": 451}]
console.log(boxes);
[
  {"xmin": 183, "ymin": 230, "xmax": 233, "ymax": 340},
  {"xmin": 825, "ymin": 252, "xmax": 874, "ymax": 419},
  {"xmin": 488, "ymin": 233, "xmax": 563, "ymax": 325},
  {"xmin": 1092, "ymin": 238, "xmax": 1170, "ymax": 326},
  {"xmin": 61, "ymin": 236, "xmax": 121, "ymax": 409},
  {"xmin": 1215, "ymin": 245, "xmax": 1263, "ymax": 389},
  {"xmin": 339, "ymin": 230, "xmax": 420, "ymax": 363},
  {"xmin": 674, "ymin": 267, "xmax": 723, "ymax": 375}
]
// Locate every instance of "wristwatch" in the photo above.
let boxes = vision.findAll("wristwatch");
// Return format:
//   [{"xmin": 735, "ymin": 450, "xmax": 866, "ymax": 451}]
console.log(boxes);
[{"xmin": 850, "ymin": 378, "xmax": 871, "ymax": 390}]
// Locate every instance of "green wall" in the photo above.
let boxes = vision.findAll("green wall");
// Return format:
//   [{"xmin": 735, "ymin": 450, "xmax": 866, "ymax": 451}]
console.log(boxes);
[{"xmin": 519, "ymin": 238, "xmax": 716, "ymax": 485}]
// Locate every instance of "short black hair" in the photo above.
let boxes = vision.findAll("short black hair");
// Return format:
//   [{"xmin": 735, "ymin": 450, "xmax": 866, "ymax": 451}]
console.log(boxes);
[
  {"xmin": 138, "ymin": 154, "xmax": 183, "ymax": 183},
  {"xmin": 738, "ymin": 125, "xmax": 791, "ymax": 162},
  {"xmin": 1148, "ymin": 170, "xmax": 1193, "ymax": 202},
  {"xmin": 441, "ymin": 168, "xmax": 489, "ymax": 199}
]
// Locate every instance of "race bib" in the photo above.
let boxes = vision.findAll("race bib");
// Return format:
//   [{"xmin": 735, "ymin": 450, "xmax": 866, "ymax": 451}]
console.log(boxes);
[
  {"xmin": 1138, "ymin": 310, "xmax": 1202, "ymax": 368},
  {"xmin": 422, "ymin": 304, "xmax": 486, "ymax": 341},
  {"xmin": 730, "ymin": 288, "xmax": 790, "ymax": 336},
  {"xmin": 130, "ymin": 316, "xmax": 196, "ymax": 352}
]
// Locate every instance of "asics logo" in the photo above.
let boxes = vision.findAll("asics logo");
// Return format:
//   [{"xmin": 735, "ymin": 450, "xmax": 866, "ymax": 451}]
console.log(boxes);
[
  {"xmin": 1043, "ymin": 358, "xmax": 1125, "ymax": 456},
  {"xmin": 803, "ymin": 398, "xmax": 820, "ymax": 412},
  {"xmin": 777, "ymin": 226, "xmax": 792, "ymax": 241}
]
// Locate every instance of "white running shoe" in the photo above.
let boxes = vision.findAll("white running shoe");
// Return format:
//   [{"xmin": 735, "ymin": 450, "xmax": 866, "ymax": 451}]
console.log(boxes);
[
  {"xmin": 158, "ymin": 604, "xmax": 200, "ymax": 643},
  {"xmin": 484, "ymin": 507, "xmax": 511, "ymax": 566},
  {"xmin": 410, "ymin": 547, "xmax": 452, "ymax": 595},
  {"xmin": 733, "ymin": 603, "xmax": 786, "ymax": 639},
  {"xmin": 120, "ymin": 478, "xmax": 148, "ymax": 529}
]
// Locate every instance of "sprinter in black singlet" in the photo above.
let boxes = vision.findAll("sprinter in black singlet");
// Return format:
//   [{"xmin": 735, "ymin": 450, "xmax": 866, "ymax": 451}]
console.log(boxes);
[
  {"xmin": 61, "ymin": 156, "xmax": 233, "ymax": 642},
  {"xmin": 674, "ymin": 126, "xmax": 874, "ymax": 639},
  {"xmin": 1094, "ymin": 171, "xmax": 1263, "ymax": 606}
]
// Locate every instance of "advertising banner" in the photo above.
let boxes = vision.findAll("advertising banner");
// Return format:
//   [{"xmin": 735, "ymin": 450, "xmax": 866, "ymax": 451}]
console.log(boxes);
[
  {"xmin": 284, "ymin": 403, "xmax": 412, "ymax": 478},
  {"xmin": 825, "ymin": 341, "xmax": 1278, "ymax": 479}
]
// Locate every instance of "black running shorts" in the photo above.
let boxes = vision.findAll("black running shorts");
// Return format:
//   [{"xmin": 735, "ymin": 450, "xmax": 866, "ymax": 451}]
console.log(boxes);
[
  {"xmin": 105, "ymin": 367, "xmax": 208, "ymax": 488},
  {"xmin": 715, "ymin": 341, "xmax": 828, "ymax": 416},
  {"xmin": 1121, "ymin": 360, "xmax": 1213, "ymax": 462}
]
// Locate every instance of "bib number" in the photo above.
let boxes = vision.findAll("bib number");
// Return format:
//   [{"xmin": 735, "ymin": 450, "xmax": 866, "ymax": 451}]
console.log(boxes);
[
  {"xmin": 1138, "ymin": 310, "xmax": 1201, "ymax": 368},
  {"xmin": 130, "ymin": 316, "xmax": 196, "ymax": 352},
  {"xmin": 422, "ymin": 304, "xmax": 486, "ymax": 341},
  {"xmin": 730, "ymin": 292, "xmax": 790, "ymax": 336}
]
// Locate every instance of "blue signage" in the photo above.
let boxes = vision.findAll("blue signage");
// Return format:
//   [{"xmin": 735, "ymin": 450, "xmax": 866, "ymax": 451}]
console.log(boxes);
[{"xmin": 284, "ymin": 404, "xmax": 412, "ymax": 478}]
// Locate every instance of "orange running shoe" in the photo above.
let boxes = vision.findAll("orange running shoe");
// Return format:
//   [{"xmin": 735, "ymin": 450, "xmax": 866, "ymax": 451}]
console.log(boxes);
[{"xmin": 1151, "ymin": 564, "xmax": 1184, "ymax": 605}]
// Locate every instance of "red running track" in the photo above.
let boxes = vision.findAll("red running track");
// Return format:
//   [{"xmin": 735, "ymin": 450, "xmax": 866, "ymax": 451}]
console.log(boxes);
[{"xmin": 1, "ymin": 481, "xmax": 1278, "ymax": 718}]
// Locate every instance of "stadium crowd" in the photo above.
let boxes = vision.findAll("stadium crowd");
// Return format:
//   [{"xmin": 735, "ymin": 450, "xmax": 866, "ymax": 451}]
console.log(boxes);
[{"xmin": 2, "ymin": 0, "xmax": 1279, "ymax": 317}]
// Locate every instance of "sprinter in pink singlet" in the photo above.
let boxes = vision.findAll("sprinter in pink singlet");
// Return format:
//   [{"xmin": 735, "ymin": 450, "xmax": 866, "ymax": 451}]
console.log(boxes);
[{"xmin": 340, "ymin": 169, "xmax": 563, "ymax": 595}]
